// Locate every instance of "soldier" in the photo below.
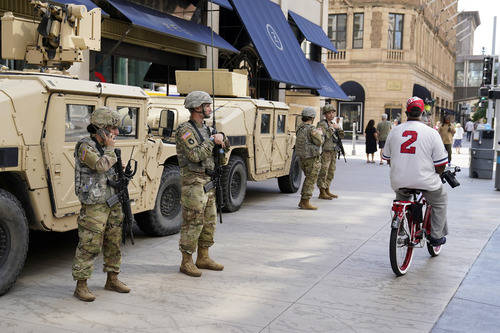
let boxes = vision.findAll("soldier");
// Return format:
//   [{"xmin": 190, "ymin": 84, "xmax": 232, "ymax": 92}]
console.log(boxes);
[
  {"xmin": 72, "ymin": 107, "xmax": 130, "ymax": 302},
  {"xmin": 316, "ymin": 104, "xmax": 344, "ymax": 200},
  {"xmin": 296, "ymin": 107, "xmax": 324, "ymax": 210},
  {"xmin": 176, "ymin": 91, "xmax": 229, "ymax": 277}
]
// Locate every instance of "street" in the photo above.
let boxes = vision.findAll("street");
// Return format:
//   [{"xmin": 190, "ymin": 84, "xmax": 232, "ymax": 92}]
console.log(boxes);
[{"xmin": 0, "ymin": 143, "xmax": 498, "ymax": 333}]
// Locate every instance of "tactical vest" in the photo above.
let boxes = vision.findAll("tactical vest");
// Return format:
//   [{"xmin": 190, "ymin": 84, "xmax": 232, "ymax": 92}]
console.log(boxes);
[
  {"xmin": 319, "ymin": 120, "xmax": 338, "ymax": 152},
  {"xmin": 74, "ymin": 137, "xmax": 116, "ymax": 205},
  {"xmin": 177, "ymin": 121, "xmax": 215, "ymax": 174},
  {"xmin": 296, "ymin": 123, "xmax": 321, "ymax": 159}
]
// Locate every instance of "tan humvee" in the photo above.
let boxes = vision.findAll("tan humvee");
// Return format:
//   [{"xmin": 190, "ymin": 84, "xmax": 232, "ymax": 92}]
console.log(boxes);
[
  {"xmin": 147, "ymin": 69, "xmax": 302, "ymax": 213},
  {"xmin": 0, "ymin": 2, "xmax": 175, "ymax": 296}
]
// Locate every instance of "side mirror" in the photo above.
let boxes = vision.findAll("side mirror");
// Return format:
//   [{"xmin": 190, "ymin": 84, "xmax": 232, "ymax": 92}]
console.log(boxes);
[{"xmin": 159, "ymin": 109, "xmax": 175, "ymax": 138}]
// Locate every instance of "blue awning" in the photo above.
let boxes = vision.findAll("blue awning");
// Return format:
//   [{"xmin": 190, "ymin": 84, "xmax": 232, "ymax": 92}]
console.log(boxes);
[
  {"xmin": 51, "ymin": 0, "xmax": 108, "ymax": 16},
  {"xmin": 289, "ymin": 11, "xmax": 336, "ymax": 52},
  {"xmin": 231, "ymin": 0, "xmax": 320, "ymax": 89},
  {"xmin": 308, "ymin": 60, "xmax": 348, "ymax": 100},
  {"xmin": 209, "ymin": 0, "xmax": 232, "ymax": 10},
  {"xmin": 104, "ymin": 0, "xmax": 238, "ymax": 53}
]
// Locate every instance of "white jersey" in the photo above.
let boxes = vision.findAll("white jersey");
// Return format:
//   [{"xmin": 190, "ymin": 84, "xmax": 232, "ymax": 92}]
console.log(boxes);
[{"xmin": 382, "ymin": 120, "xmax": 448, "ymax": 191}]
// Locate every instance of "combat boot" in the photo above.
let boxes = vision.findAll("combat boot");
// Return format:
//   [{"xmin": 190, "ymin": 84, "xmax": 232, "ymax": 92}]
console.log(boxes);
[
  {"xmin": 326, "ymin": 188, "xmax": 338, "ymax": 199},
  {"xmin": 74, "ymin": 280, "xmax": 96, "ymax": 302},
  {"xmin": 319, "ymin": 188, "xmax": 333, "ymax": 200},
  {"xmin": 180, "ymin": 252, "xmax": 202, "ymax": 277},
  {"xmin": 104, "ymin": 272, "xmax": 131, "ymax": 293},
  {"xmin": 298, "ymin": 199, "xmax": 318, "ymax": 210},
  {"xmin": 196, "ymin": 247, "xmax": 224, "ymax": 271}
]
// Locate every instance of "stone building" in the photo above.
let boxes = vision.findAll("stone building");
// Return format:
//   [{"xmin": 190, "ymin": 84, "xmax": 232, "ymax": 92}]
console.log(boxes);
[{"xmin": 326, "ymin": 0, "xmax": 456, "ymax": 133}]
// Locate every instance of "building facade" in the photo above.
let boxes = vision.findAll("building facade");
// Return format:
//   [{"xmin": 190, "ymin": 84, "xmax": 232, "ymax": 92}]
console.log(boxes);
[{"xmin": 326, "ymin": 0, "xmax": 456, "ymax": 133}]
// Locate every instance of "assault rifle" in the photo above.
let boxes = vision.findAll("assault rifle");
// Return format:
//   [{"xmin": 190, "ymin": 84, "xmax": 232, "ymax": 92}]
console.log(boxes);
[
  {"xmin": 210, "ymin": 103, "xmax": 229, "ymax": 224},
  {"xmin": 107, "ymin": 148, "xmax": 137, "ymax": 244},
  {"xmin": 330, "ymin": 126, "xmax": 347, "ymax": 163}
]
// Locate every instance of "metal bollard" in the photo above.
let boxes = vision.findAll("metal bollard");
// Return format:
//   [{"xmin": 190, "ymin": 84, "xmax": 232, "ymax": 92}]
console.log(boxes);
[{"xmin": 352, "ymin": 122, "xmax": 357, "ymax": 155}]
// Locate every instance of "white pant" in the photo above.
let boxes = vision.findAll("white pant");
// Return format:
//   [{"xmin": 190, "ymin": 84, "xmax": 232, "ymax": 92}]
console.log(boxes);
[{"xmin": 395, "ymin": 185, "xmax": 448, "ymax": 239}]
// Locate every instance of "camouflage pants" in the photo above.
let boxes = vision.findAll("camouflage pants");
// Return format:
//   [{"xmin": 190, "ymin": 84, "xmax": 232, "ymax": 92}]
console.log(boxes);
[
  {"xmin": 72, "ymin": 203, "xmax": 123, "ymax": 281},
  {"xmin": 300, "ymin": 156, "xmax": 321, "ymax": 200},
  {"xmin": 317, "ymin": 151, "xmax": 337, "ymax": 189},
  {"xmin": 179, "ymin": 179, "xmax": 217, "ymax": 254}
]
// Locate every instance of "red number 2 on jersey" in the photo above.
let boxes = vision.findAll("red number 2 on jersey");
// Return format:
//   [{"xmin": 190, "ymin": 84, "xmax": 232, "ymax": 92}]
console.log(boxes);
[{"xmin": 400, "ymin": 130, "xmax": 417, "ymax": 154}]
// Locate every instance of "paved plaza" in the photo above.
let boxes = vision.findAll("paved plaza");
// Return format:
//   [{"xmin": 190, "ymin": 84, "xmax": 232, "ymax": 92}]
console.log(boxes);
[{"xmin": 0, "ymin": 142, "xmax": 498, "ymax": 332}]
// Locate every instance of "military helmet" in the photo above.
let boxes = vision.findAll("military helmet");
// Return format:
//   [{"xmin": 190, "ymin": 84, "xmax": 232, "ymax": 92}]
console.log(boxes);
[
  {"xmin": 184, "ymin": 91, "xmax": 212, "ymax": 109},
  {"xmin": 301, "ymin": 107, "xmax": 316, "ymax": 118},
  {"xmin": 321, "ymin": 104, "xmax": 336, "ymax": 114},
  {"xmin": 90, "ymin": 107, "xmax": 120, "ymax": 128}
]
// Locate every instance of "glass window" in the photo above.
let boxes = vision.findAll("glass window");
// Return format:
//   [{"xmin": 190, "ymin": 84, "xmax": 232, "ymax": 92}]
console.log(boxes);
[
  {"xmin": 277, "ymin": 114, "xmax": 286, "ymax": 133},
  {"xmin": 92, "ymin": 55, "xmax": 153, "ymax": 90},
  {"xmin": 65, "ymin": 104, "xmax": 94, "ymax": 142},
  {"xmin": 328, "ymin": 14, "xmax": 347, "ymax": 50},
  {"xmin": 353, "ymin": 13, "xmax": 364, "ymax": 49},
  {"xmin": 388, "ymin": 13, "xmax": 404, "ymax": 50},
  {"xmin": 261, "ymin": 113, "xmax": 271, "ymax": 134},
  {"xmin": 116, "ymin": 106, "xmax": 139, "ymax": 139},
  {"xmin": 468, "ymin": 61, "xmax": 483, "ymax": 87},
  {"xmin": 455, "ymin": 62, "xmax": 465, "ymax": 87}
]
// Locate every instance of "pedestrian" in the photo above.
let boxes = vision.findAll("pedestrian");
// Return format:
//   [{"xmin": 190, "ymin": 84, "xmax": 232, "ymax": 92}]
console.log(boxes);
[
  {"xmin": 438, "ymin": 115, "xmax": 455, "ymax": 163},
  {"xmin": 72, "ymin": 107, "xmax": 130, "ymax": 302},
  {"xmin": 365, "ymin": 119, "xmax": 378, "ymax": 163},
  {"xmin": 453, "ymin": 123, "xmax": 464, "ymax": 154},
  {"xmin": 296, "ymin": 107, "xmax": 324, "ymax": 210},
  {"xmin": 465, "ymin": 118, "xmax": 474, "ymax": 142},
  {"xmin": 392, "ymin": 119, "xmax": 399, "ymax": 128},
  {"xmin": 316, "ymin": 104, "xmax": 344, "ymax": 200},
  {"xmin": 176, "ymin": 91, "xmax": 230, "ymax": 277},
  {"xmin": 376, "ymin": 113, "xmax": 392, "ymax": 165}
]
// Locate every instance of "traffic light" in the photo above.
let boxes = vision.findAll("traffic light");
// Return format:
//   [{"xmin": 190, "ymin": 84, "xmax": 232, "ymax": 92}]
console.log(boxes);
[{"xmin": 482, "ymin": 56, "xmax": 493, "ymax": 86}]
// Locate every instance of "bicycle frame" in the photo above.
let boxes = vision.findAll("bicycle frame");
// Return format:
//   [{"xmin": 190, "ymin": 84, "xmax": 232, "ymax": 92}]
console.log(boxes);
[{"xmin": 391, "ymin": 192, "xmax": 431, "ymax": 249}]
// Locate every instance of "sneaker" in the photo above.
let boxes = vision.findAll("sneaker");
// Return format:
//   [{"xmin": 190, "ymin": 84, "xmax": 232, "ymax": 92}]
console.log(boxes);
[{"xmin": 428, "ymin": 235, "xmax": 446, "ymax": 246}]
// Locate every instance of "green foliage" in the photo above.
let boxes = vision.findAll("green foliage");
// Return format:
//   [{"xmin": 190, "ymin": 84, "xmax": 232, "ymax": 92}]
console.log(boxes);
[{"xmin": 472, "ymin": 100, "xmax": 487, "ymax": 122}]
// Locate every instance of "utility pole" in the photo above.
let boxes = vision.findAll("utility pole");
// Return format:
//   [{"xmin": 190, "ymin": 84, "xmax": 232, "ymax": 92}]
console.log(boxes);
[{"xmin": 487, "ymin": 16, "xmax": 497, "ymax": 126}]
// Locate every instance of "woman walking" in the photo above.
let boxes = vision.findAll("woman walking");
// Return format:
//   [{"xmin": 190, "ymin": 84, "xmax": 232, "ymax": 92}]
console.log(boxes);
[
  {"xmin": 365, "ymin": 119, "xmax": 378, "ymax": 163},
  {"xmin": 453, "ymin": 123, "xmax": 464, "ymax": 154}
]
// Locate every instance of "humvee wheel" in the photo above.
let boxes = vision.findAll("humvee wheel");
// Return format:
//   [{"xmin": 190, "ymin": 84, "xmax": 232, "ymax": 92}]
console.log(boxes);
[
  {"xmin": 277, "ymin": 152, "xmax": 301, "ymax": 193},
  {"xmin": 0, "ymin": 189, "xmax": 29, "ymax": 296},
  {"xmin": 136, "ymin": 165, "xmax": 182, "ymax": 236},
  {"xmin": 221, "ymin": 155, "xmax": 247, "ymax": 212}
]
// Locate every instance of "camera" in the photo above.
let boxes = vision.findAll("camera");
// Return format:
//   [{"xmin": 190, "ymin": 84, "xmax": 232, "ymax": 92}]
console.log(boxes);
[{"xmin": 441, "ymin": 169, "xmax": 460, "ymax": 188}]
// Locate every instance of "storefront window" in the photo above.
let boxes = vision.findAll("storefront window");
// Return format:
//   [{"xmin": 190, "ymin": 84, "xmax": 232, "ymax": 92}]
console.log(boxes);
[
  {"xmin": 328, "ymin": 14, "xmax": 347, "ymax": 50},
  {"xmin": 92, "ymin": 54, "xmax": 152, "ymax": 89}
]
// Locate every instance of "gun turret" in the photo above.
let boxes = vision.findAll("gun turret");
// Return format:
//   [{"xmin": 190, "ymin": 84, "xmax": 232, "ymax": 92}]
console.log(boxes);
[{"xmin": 1, "ymin": 0, "xmax": 101, "ymax": 70}]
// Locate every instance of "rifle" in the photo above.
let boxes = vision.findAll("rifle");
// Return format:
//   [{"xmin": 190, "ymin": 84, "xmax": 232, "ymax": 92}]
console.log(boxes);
[
  {"xmin": 330, "ymin": 126, "xmax": 347, "ymax": 163},
  {"xmin": 211, "ymin": 104, "xmax": 226, "ymax": 224},
  {"xmin": 107, "ymin": 147, "xmax": 137, "ymax": 244}
]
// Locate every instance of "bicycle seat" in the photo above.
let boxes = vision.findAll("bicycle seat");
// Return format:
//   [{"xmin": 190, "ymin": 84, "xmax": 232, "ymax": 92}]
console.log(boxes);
[{"xmin": 398, "ymin": 188, "xmax": 425, "ymax": 195}]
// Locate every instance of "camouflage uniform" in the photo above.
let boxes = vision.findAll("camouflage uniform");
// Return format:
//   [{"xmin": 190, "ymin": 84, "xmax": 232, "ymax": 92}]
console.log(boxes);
[
  {"xmin": 316, "ymin": 119, "xmax": 344, "ymax": 190},
  {"xmin": 296, "ymin": 123, "xmax": 323, "ymax": 200},
  {"xmin": 72, "ymin": 136, "xmax": 123, "ymax": 280},
  {"xmin": 176, "ymin": 120, "xmax": 229, "ymax": 254}
]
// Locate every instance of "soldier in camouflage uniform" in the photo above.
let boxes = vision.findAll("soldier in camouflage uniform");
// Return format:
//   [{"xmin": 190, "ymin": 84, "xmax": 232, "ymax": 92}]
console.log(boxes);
[
  {"xmin": 72, "ymin": 107, "xmax": 130, "ymax": 302},
  {"xmin": 295, "ymin": 107, "xmax": 324, "ymax": 210},
  {"xmin": 176, "ymin": 91, "xmax": 230, "ymax": 277},
  {"xmin": 317, "ymin": 104, "xmax": 344, "ymax": 199}
]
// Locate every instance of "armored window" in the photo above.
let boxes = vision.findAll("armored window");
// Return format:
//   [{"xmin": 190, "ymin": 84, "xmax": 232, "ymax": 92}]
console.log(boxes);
[
  {"xmin": 261, "ymin": 113, "xmax": 271, "ymax": 134},
  {"xmin": 328, "ymin": 14, "xmax": 347, "ymax": 50},
  {"xmin": 277, "ymin": 114, "xmax": 286, "ymax": 134},
  {"xmin": 65, "ymin": 104, "xmax": 95, "ymax": 142},
  {"xmin": 116, "ymin": 106, "xmax": 139, "ymax": 139},
  {"xmin": 388, "ymin": 13, "xmax": 404, "ymax": 50},
  {"xmin": 353, "ymin": 13, "xmax": 364, "ymax": 49}
]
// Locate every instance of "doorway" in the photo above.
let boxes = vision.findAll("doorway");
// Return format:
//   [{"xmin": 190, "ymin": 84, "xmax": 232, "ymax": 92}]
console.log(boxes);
[{"xmin": 339, "ymin": 102, "xmax": 363, "ymax": 133}]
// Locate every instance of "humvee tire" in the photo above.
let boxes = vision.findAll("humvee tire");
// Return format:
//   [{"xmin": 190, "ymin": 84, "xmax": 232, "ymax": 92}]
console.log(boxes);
[
  {"xmin": 277, "ymin": 152, "xmax": 301, "ymax": 193},
  {"xmin": 136, "ymin": 164, "xmax": 182, "ymax": 236},
  {"xmin": 221, "ymin": 155, "xmax": 247, "ymax": 212},
  {"xmin": 0, "ymin": 189, "xmax": 29, "ymax": 296}
]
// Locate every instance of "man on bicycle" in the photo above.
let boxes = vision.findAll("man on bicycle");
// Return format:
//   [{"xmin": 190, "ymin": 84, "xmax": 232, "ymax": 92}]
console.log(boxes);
[{"xmin": 382, "ymin": 97, "xmax": 449, "ymax": 246}]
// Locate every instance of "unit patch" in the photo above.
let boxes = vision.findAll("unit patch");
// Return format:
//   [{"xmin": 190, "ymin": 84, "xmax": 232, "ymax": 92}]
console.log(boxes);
[{"xmin": 182, "ymin": 131, "xmax": 193, "ymax": 140}]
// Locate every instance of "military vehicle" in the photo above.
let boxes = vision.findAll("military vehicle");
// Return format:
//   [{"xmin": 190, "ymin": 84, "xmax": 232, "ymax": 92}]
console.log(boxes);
[
  {"xmin": 147, "ymin": 69, "xmax": 302, "ymax": 216},
  {"xmin": 0, "ymin": 1, "xmax": 177, "ymax": 296},
  {"xmin": 0, "ymin": 0, "xmax": 302, "ymax": 296}
]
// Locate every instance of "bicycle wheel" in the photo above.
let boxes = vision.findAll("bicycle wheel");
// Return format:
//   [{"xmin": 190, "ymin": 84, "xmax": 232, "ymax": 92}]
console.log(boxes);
[
  {"xmin": 424, "ymin": 206, "xmax": 442, "ymax": 257},
  {"xmin": 427, "ymin": 242, "xmax": 442, "ymax": 257},
  {"xmin": 389, "ymin": 214, "xmax": 414, "ymax": 276}
]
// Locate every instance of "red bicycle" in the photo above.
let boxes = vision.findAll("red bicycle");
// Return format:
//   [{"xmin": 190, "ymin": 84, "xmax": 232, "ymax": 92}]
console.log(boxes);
[{"xmin": 389, "ymin": 166, "xmax": 460, "ymax": 276}]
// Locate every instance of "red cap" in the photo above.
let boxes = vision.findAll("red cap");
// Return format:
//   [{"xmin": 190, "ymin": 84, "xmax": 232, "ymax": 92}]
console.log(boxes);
[{"xmin": 406, "ymin": 97, "xmax": 425, "ymax": 113}]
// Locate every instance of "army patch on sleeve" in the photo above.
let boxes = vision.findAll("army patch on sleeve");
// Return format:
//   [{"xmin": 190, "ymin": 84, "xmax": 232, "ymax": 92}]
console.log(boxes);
[
  {"xmin": 80, "ymin": 147, "xmax": 87, "ymax": 160},
  {"xmin": 182, "ymin": 131, "xmax": 193, "ymax": 140}
]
